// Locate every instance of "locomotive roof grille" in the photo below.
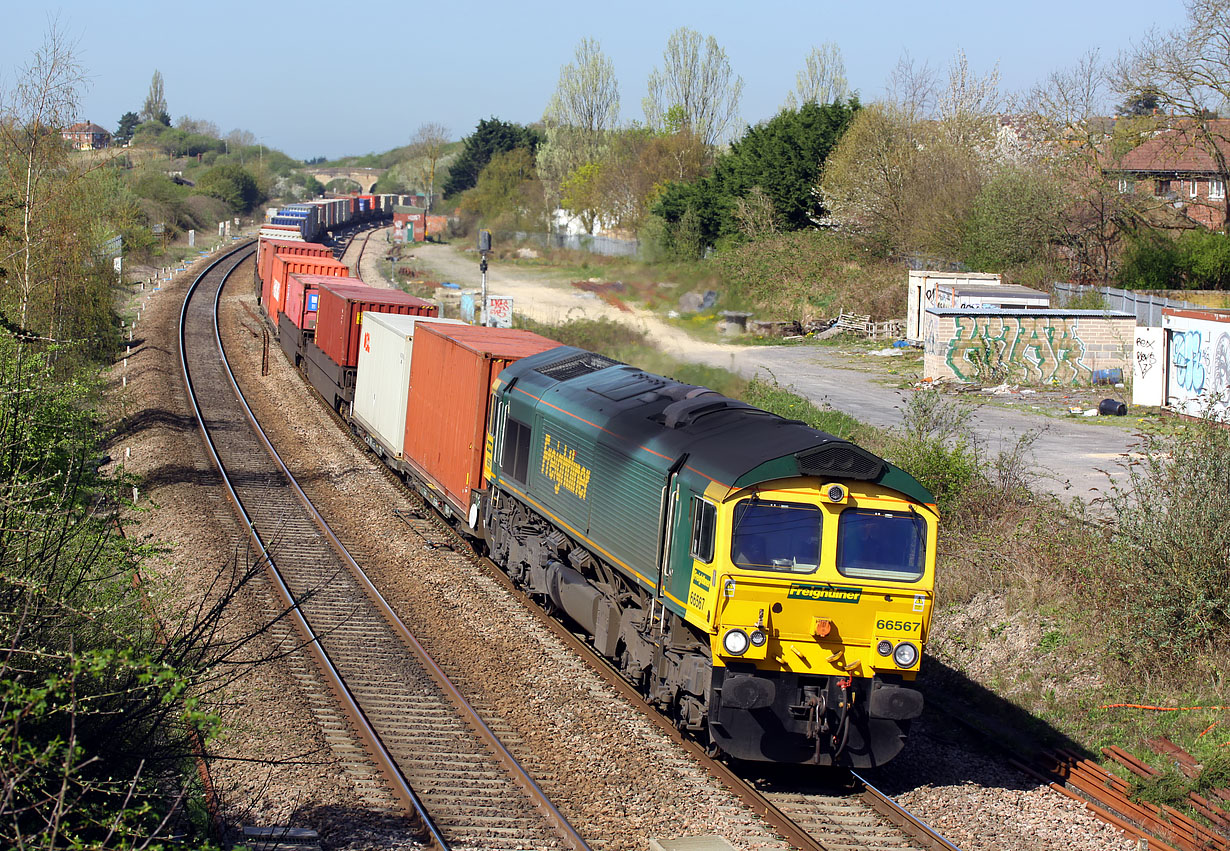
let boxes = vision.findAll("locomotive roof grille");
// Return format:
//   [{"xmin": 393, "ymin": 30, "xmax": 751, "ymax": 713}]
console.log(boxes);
[
  {"xmin": 534, "ymin": 351, "xmax": 621, "ymax": 381},
  {"xmin": 795, "ymin": 443, "xmax": 885, "ymax": 481}
]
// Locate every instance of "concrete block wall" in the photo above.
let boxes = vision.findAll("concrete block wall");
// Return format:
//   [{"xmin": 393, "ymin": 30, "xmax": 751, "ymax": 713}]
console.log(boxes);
[{"xmin": 923, "ymin": 309, "xmax": 1136, "ymax": 384}]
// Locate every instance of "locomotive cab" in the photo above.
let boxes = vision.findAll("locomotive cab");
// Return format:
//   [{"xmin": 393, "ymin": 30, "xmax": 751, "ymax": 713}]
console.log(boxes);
[{"xmin": 690, "ymin": 476, "xmax": 937, "ymax": 766}]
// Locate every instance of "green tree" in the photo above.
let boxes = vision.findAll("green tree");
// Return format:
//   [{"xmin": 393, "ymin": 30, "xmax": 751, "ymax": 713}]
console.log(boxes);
[
  {"xmin": 539, "ymin": 38, "xmax": 620, "ymax": 220},
  {"xmin": 443, "ymin": 117, "xmax": 540, "ymax": 197},
  {"xmin": 140, "ymin": 70, "xmax": 168, "ymax": 124},
  {"xmin": 196, "ymin": 163, "xmax": 259, "ymax": 213},
  {"xmin": 560, "ymin": 161, "xmax": 604, "ymax": 233},
  {"xmin": 458, "ymin": 148, "xmax": 546, "ymax": 230},
  {"xmin": 543, "ymin": 37, "xmax": 619, "ymax": 165},
  {"xmin": 960, "ymin": 166, "xmax": 1065, "ymax": 271},
  {"xmin": 114, "ymin": 110, "xmax": 139, "ymax": 144},
  {"xmin": 653, "ymin": 99, "xmax": 859, "ymax": 246}
]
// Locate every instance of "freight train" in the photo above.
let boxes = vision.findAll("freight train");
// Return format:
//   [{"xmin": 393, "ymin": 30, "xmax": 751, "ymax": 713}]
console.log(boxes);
[
  {"xmin": 259, "ymin": 192, "xmax": 413, "ymax": 244},
  {"xmin": 254, "ymin": 240, "xmax": 939, "ymax": 767}
]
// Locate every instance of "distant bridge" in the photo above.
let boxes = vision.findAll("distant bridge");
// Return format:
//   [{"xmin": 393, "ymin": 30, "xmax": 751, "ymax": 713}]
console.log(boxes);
[{"xmin": 303, "ymin": 167, "xmax": 386, "ymax": 194}]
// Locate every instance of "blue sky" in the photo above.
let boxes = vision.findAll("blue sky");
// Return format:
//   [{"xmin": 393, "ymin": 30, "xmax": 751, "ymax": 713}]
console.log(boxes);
[{"xmin": 12, "ymin": 1, "xmax": 1188, "ymax": 160}]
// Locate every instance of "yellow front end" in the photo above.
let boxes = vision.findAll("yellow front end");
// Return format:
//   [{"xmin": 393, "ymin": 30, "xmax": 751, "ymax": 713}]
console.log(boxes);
[
  {"xmin": 686, "ymin": 477, "xmax": 937, "ymax": 667},
  {"xmin": 690, "ymin": 476, "xmax": 938, "ymax": 765}
]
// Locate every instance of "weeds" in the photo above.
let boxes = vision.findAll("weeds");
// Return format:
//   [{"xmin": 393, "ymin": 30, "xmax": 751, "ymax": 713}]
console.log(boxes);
[{"xmin": 1107, "ymin": 410, "xmax": 1230, "ymax": 661}]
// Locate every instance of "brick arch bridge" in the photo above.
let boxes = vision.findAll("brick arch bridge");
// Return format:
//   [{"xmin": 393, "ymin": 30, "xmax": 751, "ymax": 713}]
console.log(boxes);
[{"xmin": 303, "ymin": 167, "xmax": 386, "ymax": 194}]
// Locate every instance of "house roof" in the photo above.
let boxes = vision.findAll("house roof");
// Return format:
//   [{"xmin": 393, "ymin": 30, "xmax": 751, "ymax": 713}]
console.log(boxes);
[
  {"xmin": 64, "ymin": 121, "xmax": 110, "ymax": 135},
  {"xmin": 1114, "ymin": 121, "xmax": 1230, "ymax": 175}
]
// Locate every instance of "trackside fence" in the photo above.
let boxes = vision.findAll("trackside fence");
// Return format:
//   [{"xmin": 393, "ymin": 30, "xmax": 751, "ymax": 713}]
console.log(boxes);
[
  {"xmin": 1052, "ymin": 282, "xmax": 1205, "ymax": 326},
  {"xmin": 508, "ymin": 231, "xmax": 641, "ymax": 258}
]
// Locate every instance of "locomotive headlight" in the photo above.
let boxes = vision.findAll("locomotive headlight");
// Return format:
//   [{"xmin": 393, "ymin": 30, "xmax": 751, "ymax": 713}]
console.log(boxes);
[
  {"xmin": 722, "ymin": 629, "xmax": 750, "ymax": 656},
  {"xmin": 876, "ymin": 639, "xmax": 893, "ymax": 657},
  {"xmin": 893, "ymin": 642, "xmax": 919, "ymax": 668},
  {"xmin": 750, "ymin": 629, "xmax": 767, "ymax": 647}
]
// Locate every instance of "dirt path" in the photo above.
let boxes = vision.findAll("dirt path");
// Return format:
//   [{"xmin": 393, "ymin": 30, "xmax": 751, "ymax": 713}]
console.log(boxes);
[
  {"xmin": 410, "ymin": 241, "xmax": 745, "ymax": 360},
  {"xmin": 407, "ymin": 241, "xmax": 1139, "ymax": 502}
]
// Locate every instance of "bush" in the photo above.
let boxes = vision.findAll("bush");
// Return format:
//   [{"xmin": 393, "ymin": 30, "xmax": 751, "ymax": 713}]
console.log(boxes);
[
  {"xmin": 1108, "ymin": 412, "xmax": 1230, "ymax": 658},
  {"xmin": 1118, "ymin": 232, "xmax": 1181, "ymax": 290},
  {"xmin": 1179, "ymin": 229, "xmax": 1230, "ymax": 288},
  {"xmin": 712, "ymin": 230, "xmax": 903, "ymax": 319},
  {"xmin": 1118, "ymin": 229, "xmax": 1230, "ymax": 290},
  {"xmin": 886, "ymin": 389, "xmax": 981, "ymax": 515},
  {"xmin": 195, "ymin": 164, "xmax": 260, "ymax": 214}
]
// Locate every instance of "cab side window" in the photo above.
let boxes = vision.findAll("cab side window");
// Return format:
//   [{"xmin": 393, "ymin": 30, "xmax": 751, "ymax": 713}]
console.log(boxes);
[
  {"xmin": 503, "ymin": 417, "xmax": 532, "ymax": 484},
  {"xmin": 690, "ymin": 497, "xmax": 715, "ymax": 563}
]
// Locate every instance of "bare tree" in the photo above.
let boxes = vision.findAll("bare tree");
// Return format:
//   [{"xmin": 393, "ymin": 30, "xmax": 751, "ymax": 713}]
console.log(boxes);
[
  {"xmin": 936, "ymin": 48, "xmax": 1002, "ymax": 147},
  {"xmin": 408, "ymin": 122, "xmax": 449, "ymax": 212},
  {"xmin": 783, "ymin": 43, "xmax": 849, "ymax": 110},
  {"xmin": 734, "ymin": 186, "xmax": 780, "ymax": 239},
  {"xmin": 643, "ymin": 27, "xmax": 744, "ymax": 147},
  {"xmin": 226, "ymin": 128, "xmax": 256, "ymax": 149},
  {"xmin": 544, "ymin": 37, "xmax": 619, "ymax": 151},
  {"xmin": 886, "ymin": 51, "xmax": 937, "ymax": 121},
  {"xmin": 140, "ymin": 69, "xmax": 167, "ymax": 124},
  {"xmin": 1117, "ymin": 0, "xmax": 1230, "ymax": 222},
  {"xmin": 176, "ymin": 115, "xmax": 219, "ymax": 137}
]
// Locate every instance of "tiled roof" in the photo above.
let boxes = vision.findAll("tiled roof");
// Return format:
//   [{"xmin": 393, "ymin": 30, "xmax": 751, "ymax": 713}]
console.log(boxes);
[
  {"xmin": 1115, "ymin": 121, "xmax": 1230, "ymax": 174},
  {"xmin": 64, "ymin": 121, "xmax": 110, "ymax": 135}
]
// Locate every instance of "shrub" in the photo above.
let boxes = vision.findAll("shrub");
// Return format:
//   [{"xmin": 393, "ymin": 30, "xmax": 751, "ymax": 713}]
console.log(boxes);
[
  {"xmin": 885, "ymin": 389, "xmax": 980, "ymax": 514},
  {"xmin": 1108, "ymin": 412, "xmax": 1230, "ymax": 658},
  {"xmin": 712, "ymin": 230, "xmax": 903, "ymax": 319},
  {"xmin": 1118, "ymin": 232, "xmax": 1181, "ymax": 289},
  {"xmin": 1118, "ymin": 229, "xmax": 1230, "ymax": 290}
]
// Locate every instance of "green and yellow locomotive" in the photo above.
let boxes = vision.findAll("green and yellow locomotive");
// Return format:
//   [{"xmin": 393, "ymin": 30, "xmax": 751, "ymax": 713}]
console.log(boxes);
[{"xmin": 480, "ymin": 347, "xmax": 938, "ymax": 766}]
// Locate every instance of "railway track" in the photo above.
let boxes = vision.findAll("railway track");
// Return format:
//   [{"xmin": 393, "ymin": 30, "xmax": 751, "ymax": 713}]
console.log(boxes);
[
  {"xmin": 234, "ymin": 292, "xmax": 962, "ymax": 848},
  {"xmin": 180, "ymin": 243, "xmax": 588, "ymax": 851}
]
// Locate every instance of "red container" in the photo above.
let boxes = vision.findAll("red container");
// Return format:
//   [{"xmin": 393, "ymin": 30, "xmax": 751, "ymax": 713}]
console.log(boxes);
[
  {"xmin": 283, "ymin": 273, "xmax": 351, "ymax": 331},
  {"xmin": 402, "ymin": 325, "xmax": 559, "ymax": 517},
  {"xmin": 267, "ymin": 254, "xmax": 349, "ymax": 321},
  {"xmin": 314, "ymin": 282, "xmax": 438, "ymax": 369},
  {"xmin": 259, "ymin": 238, "xmax": 331, "ymax": 295}
]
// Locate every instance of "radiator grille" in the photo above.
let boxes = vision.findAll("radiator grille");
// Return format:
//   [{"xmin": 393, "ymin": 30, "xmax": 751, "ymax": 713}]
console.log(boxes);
[
  {"xmin": 796, "ymin": 444, "xmax": 884, "ymax": 480},
  {"xmin": 535, "ymin": 351, "xmax": 620, "ymax": 381}
]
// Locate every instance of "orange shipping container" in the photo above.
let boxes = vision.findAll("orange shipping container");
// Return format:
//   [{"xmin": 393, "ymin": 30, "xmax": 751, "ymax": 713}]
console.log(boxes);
[
  {"xmin": 402, "ymin": 324, "xmax": 559, "ymax": 519},
  {"xmin": 267, "ymin": 253, "xmax": 349, "ymax": 322},
  {"xmin": 258, "ymin": 239, "xmax": 332, "ymax": 302},
  {"xmin": 314, "ymin": 282, "xmax": 437, "ymax": 369}
]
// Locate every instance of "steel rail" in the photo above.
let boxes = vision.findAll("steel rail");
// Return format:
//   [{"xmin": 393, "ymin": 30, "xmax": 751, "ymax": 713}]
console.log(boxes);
[
  {"xmin": 178, "ymin": 242, "xmax": 448, "ymax": 850},
  {"xmin": 210, "ymin": 255, "xmax": 591, "ymax": 851},
  {"xmin": 852, "ymin": 771, "xmax": 963, "ymax": 851}
]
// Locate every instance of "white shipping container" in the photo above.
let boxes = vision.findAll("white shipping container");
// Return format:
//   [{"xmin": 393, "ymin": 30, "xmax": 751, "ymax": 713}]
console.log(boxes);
[{"xmin": 352, "ymin": 313, "xmax": 465, "ymax": 459}]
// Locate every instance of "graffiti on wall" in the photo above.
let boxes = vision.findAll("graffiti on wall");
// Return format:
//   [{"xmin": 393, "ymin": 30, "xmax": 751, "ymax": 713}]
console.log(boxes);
[
  {"xmin": 946, "ymin": 315, "xmax": 1092, "ymax": 383},
  {"xmin": 1168, "ymin": 325, "xmax": 1230, "ymax": 416},
  {"xmin": 923, "ymin": 317, "xmax": 939, "ymax": 356},
  {"xmin": 1135, "ymin": 334, "xmax": 1157, "ymax": 378}
]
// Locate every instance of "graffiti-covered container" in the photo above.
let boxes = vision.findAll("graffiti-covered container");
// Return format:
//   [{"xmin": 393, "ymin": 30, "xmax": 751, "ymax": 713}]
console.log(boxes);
[{"xmin": 1162, "ymin": 307, "xmax": 1230, "ymax": 419}]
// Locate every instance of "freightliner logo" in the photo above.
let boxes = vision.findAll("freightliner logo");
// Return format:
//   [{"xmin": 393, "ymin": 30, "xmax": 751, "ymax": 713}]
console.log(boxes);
[{"xmin": 788, "ymin": 584, "xmax": 863, "ymax": 603}]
